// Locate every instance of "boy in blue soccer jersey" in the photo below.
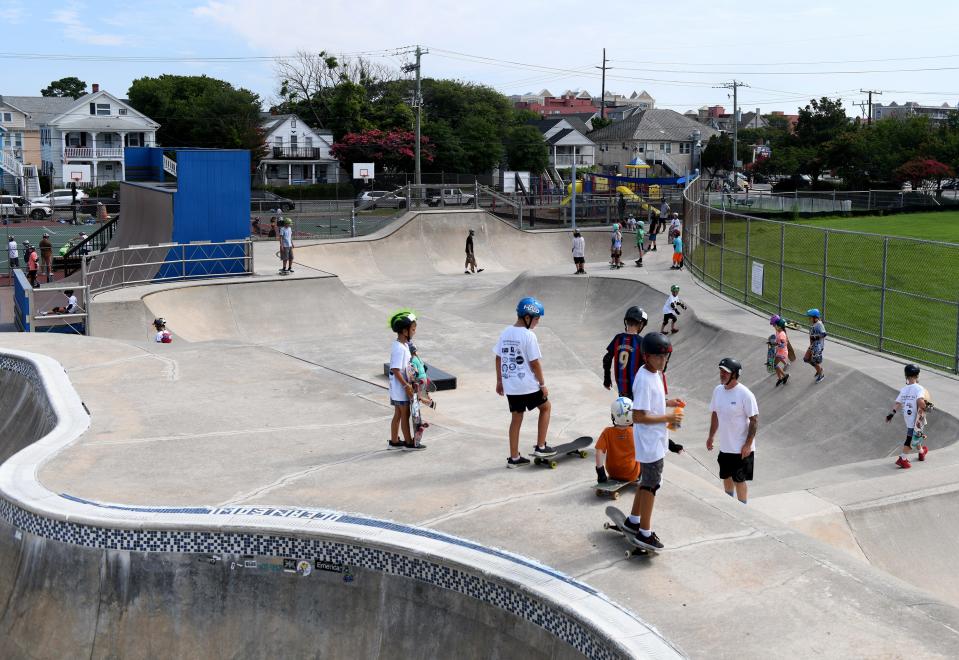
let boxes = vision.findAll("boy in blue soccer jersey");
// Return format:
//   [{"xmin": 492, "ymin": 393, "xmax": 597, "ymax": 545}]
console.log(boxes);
[{"xmin": 603, "ymin": 306, "xmax": 648, "ymax": 399}]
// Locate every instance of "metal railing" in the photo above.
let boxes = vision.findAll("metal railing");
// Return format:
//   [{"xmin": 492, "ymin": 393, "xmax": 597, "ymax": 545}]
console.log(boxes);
[
  {"xmin": 64, "ymin": 147, "xmax": 124, "ymax": 159},
  {"xmin": 81, "ymin": 240, "xmax": 253, "ymax": 296},
  {"xmin": 271, "ymin": 147, "xmax": 324, "ymax": 159},
  {"xmin": 705, "ymin": 187, "xmax": 951, "ymax": 214},
  {"xmin": 162, "ymin": 154, "xmax": 177, "ymax": 177},
  {"xmin": 0, "ymin": 148, "xmax": 24, "ymax": 177},
  {"xmin": 683, "ymin": 176, "xmax": 959, "ymax": 373}
]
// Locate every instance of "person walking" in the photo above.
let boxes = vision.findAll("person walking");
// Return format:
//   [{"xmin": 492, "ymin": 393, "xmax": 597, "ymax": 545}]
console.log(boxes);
[
  {"xmin": 706, "ymin": 358, "xmax": 759, "ymax": 504},
  {"xmin": 494, "ymin": 297, "xmax": 554, "ymax": 468},
  {"xmin": 772, "ymin": 317, "xmax": 791, "ymax": 386},
  {"xmin": 26, "ymin": 244, "xmax": 39, "ymax": 287},
  {"xmin": 659, "ymin": 198, "xmax": 670, "ymax": 223},
  {"xmin": 603, "ymin": 306, "xmax": 647, "ymax": 399},
  {"xmin": 805, "ymin": 308, "xmax": 827, "ymax": 383},
  {"xmin": 465, "ymin": 229, "xmax": 484, "ymax": 274},
  {"xmin": 620, "ymin": 332, "xmax": 685, "ymax": 550},
  {"xmin": 885, "ymin": 364, "xmax": 929, "ymax": 469},
  {"xmin": 571, "ymin": 230, "xmax": 586, "ymax": 274},
  {"xmin": 633, "ymin": 218, "xmax": 645, "ymax": 267},
  {"xmin": 7, "ymin": 235, "xmax": 19, "ymax": 273},
  {"xmin": 617, "ymin": 192, "xmax": 627, "ymax": 222},
  {"xmin": 39, "ymin": 232, "xmax": 53, "ymax": 283}
]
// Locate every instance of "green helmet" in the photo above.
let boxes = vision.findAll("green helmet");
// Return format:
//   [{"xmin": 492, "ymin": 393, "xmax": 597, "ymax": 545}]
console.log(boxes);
[
  {"xmin": 389, "ymin": 308, "xmax": 417, "ymax": 333},
  {"xmin": 670, "ymin": 285, "xmax": 680, "ymax": 294}
]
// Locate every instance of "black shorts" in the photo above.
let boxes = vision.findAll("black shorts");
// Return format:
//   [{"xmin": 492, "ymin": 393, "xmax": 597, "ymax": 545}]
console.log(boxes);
[
  {"xmin": 718, "ymin": 451, "xmax": 754, "ymax": 483},
  {"xmin": 662, "ymin": 313, "xmax": 677, "ymax": 324},
  {"xmin": 506, "ymin": 389, "xmax": 547, "ymax": 413},
  {"xmin": 573, "ymin": 256, "xmax": 585, "ymax": 264}
]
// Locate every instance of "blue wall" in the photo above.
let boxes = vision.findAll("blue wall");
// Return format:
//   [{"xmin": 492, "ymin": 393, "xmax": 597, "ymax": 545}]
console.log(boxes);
[
  {"xmin": 172, "ymin": 150, "xmax": 250, "ymax": 243},
  {"xmin": 124, "ymin": 147, "xmax": 166, "ymax": 183}
]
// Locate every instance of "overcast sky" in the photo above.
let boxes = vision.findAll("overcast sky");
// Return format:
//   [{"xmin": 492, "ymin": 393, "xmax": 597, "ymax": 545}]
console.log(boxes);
[{"xmin": 4, "ymin": 0, "xmax": 959, "ymax": 117}]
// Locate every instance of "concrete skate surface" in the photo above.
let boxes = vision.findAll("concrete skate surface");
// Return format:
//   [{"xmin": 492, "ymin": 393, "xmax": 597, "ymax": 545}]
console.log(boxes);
[{"xmin": 6, "ymin": 210, "xmax": 959, "ymax": 658}]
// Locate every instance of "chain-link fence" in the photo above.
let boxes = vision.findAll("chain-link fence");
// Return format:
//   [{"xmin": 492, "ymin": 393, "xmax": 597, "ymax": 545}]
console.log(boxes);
[
  {"xmin": 704, "ymin": 185, "xmax": 957, "ymax": 215},
  {"xmin": 684, "ymin": 176, "xmax": 959, "ymax": 373}
]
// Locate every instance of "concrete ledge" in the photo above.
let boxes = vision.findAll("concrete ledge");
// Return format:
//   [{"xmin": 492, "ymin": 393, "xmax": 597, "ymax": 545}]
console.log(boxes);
[{"xmin": 0, "ymin": 348, "xmax": 681, "ymax": 659}]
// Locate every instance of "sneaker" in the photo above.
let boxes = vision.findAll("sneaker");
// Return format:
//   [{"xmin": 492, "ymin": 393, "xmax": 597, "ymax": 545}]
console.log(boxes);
[
  {"xmin": 815, "ymin": 373, "xmax": 825, "ymax": 383},
  {"xmin": 506, "ymin": 456, "xmax": 531, "ymax": 468},
  {"xmin": 775, "ymin": 378, "xmax": 782, "ymax": 387},
  {"xmin": 781, "ymin": 373, "xmax": 789, "ymax": 385},
  {"xmin": 918, "ymin": 445, "xmax": 929, "ymax": 461},
  {"xmin": 387, "ymin": 441, "xmax": 404, "ymax": 450},
  {"xmin": 403, "ymin": 442, "xmax": 427, "ymax": 451},
  {"xmin": 465, "ymin": 270, "xmax": 471, "ymax": 274},
  {"xmin": 635, "ymin": 531, "xmax": 664, "ymax": 550},
  {"xmin": 895, "ymin": 456, "xmax": 912, "ymax": 469},
  {"xmin": 651, "ymin": 246, "xmax": 657, "ymax": 251},
  {"xmin": 288, "ymin": 268, "xmax": 294, "ymax": 273},
  {"xmin": 477, "ymin": 268, "xmax": 484, "ymax": 273},
  {"xmin": 533, "ymin": 444, "xmax": 556, "ymax": 457},
  {"xmin": 621, "ymin": 518, "xmax": 641, "ymax": 536}
]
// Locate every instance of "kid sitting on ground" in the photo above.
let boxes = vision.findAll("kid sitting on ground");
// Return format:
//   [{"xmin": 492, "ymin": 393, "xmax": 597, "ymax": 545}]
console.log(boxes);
[
  {"xmin": 153, "ymin": 318, "xmax": 173, "ymax": 343},
  {"xmin": 596, "ymin": 397, "xmax": 685, "ymax": 486},
  {"xmin": 49, "ymin": 289, "xmax": 79, "ymax": 314}
]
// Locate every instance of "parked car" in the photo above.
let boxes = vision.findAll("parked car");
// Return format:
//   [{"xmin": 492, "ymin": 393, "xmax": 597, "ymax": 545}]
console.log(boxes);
[
  {"xmin": 251, "ymin": 190, "xmax": 296, "ymax": 212},
  {"xmin": 428, "ymin": 188, "xmax": 475, "ymax": 207},
  {"xmin": 355, "ymin": 190, "xmax": 407, "ymax": 209},
  {"xmin": 0, "ymin": 195, "xmax": 28, "ymax": 220},
  {"xmin": 31, "ymin": 188, "xmax": 90, "ymax": 208}
]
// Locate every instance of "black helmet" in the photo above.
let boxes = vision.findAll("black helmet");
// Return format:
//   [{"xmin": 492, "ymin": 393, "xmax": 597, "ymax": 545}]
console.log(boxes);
[
  {"xmin": 904, "ymin": 364, "xmax": 920, "ymax": 378},
  {"xmin": 641, "ymin": 332, "xmax": 672, "ymax": 356},
  {"xmin": 624, "ymin": 306, "xmax": 648, "ymax": 327},
  {"xmin": 718, "ymin": 357, "xmax": 742, "ymax": 379}
]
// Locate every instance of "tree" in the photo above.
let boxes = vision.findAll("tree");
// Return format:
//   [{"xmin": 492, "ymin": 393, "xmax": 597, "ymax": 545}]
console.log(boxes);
[
  {"xmin": 41, "ymin": 76, "xmax": 87, "ymax": 99},
  {"xmin": 127, "ymin": 75, "xmax": 266, "ymax": 159},
  {"xmin": 330, "ymin": 129, "xmax": 434, "ymax": 172},
  {"xmin": 505, "ymin": 124, "xmax": 548, "ymax": 172},
  {"xmin": 894, "ymin": 158, "xmax": 954, "ymax": 191}
]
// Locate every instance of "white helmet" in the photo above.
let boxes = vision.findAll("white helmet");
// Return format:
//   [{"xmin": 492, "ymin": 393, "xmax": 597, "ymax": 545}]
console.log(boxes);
[{"xmin": 610, "ymin": 397, "xmax": 634, "ymax": 427}]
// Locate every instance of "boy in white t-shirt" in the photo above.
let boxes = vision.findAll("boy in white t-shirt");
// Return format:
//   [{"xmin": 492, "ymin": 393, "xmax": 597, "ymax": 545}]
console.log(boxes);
[
  {"xmin": 660, "ymin": 285, "xmax": 687, "ymax": 334},
  {"xmin": 621, "ymin": 332, "xmax": 685, "ymax": 550},
  {"xmin": 388, "ymin": 309, "xmax": 424, "ymax": 451},
  {"xmin": 885, "ymin": 364, "xmax": 928, "ymax": 469},
  {"xmin": 49, "ymin": 289, "xmax": 79, "ymax": 314},
  {"xmin": 494, "ymin": 297, "xmax": 554, "ymax": 467},
  {"xmin": 706, "ymin": 358, "xmax": 759, "ymax": 503}
]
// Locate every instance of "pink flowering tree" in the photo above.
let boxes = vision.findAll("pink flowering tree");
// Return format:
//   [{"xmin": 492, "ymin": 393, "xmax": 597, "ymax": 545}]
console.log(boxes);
[{"xmin": 331, "ymin": 129, "xmax": 434, "ymax": 172}]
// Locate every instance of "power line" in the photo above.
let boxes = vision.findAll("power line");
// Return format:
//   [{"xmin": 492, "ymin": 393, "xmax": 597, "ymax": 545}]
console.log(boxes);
[
  {"xmin": 860, "ymin": 89, "xmax": 883, "ymax": 125},
  {"xmin": 611, "ymin": 52, "xmax": 959, "ymax": 67}
]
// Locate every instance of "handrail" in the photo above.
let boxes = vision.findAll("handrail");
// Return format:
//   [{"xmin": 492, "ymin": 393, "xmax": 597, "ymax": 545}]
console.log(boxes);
[
  {"xmin": 62, "ymin": 217, "xmax": 118, "ymax": 276},
  {"xmin": 162, "ymin": 154, "xmax": 177, "ymax": 177}
]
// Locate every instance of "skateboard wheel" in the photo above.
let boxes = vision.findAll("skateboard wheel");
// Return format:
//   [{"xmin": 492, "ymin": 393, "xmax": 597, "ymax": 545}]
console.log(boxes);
[
  {"xmin": 533, "ymin": 457, "xmax": 541, "ymax": 465},
  {"xmin": 603, "ymin": 522, "xmax": 611, "ymax": 530},
  {"xmin": 549, "ymin": 461, "xmax": 557, "ymax": 469},
  {"xmin": 613, "ymin": 492, "xmax": 620, "ymax": 500},
  {"xmin": 579, "ymin": 450, "xmax": 588, "ymax": 458},
  {"xmin": 625, "ymin": 550, "xmax": 633, "ymax": 559},
  {"xmin": 596, "ymin": 490, "xmax": 603, "ymax": 498}
]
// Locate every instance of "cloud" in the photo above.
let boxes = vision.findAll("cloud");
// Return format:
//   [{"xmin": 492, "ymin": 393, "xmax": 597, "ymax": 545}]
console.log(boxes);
[
  {"xmin": 0, "ymin": 0, "xmax": 25, "ymax": 22},
  {"xmin": 50, "ymin": 1, "xmax": 130, "ymax": 46}
]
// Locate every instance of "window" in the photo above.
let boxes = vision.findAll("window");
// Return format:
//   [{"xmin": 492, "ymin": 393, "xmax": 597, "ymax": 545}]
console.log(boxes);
[
  {"xmin": 104, "ymin": 164, "xmax": 113, "ymax": 171},
  {"xmin": 127, "ymin": 133, "xmax": 141, "ymax": 147},
  {"xmin": 664, "ymin": 143, "xmax": 672, "ymax": 154},
  {"xmin": 14, "ymin": 133, "xmax": 22, "ymax": 148},
  {"xmin": 96, "ymin": 103, "xmax": 111, "ymax": 116},
  {"xmin": 68, "ymin": 134, "xmax": 82, "ymax": 147},
  {"xmin": 305, "ymin": 136, "xmax": 313, "ymax": 149},
  {"xmin": 291, "ymin": 118, "xmax": 296, "ymax": 128},
  {"xmin": 290, "ymin": 135, "xmax": 298, "ymax": 149},
  {"xmin": 1, "ymin": 112, "xmax": 11, "ymax": 122},
  {"xmin": 274, "ymin": 136, "xmax": 283, "ymax": 148},
  {"xmin": 118, "ymin": 108, "xmax": 127, "ymax": 116},
  {"xmin": 101, "ymin": 134, "xmax": 113, "ymax": 146},
  {"xmin": 679, "ymin": 142, "xmax": 691, "ymax": 154}
]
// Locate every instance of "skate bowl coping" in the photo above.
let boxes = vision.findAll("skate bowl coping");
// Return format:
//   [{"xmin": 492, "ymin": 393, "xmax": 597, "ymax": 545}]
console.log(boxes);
[{"xmin": 0, "ymin": 348, "xmax": 681, "ymax": 659}]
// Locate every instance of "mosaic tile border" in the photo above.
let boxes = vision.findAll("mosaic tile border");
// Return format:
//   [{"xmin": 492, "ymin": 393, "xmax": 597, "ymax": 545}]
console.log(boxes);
[{"xmin": 0, "ymin": 349, "xmax": 681, "ymax": 660}]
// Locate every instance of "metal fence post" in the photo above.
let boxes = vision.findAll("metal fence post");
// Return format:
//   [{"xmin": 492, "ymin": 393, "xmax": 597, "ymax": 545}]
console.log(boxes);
[
  {"xmin": 878, "ymin": 237, "xmax": 888, "ymax": 351},
  {"xmin": 719, "ymin": 209, "xmax": 725, "ymax": 293},
  {"xmin": 703, "ymin": 208, "xmax": 709, "ymax": 281},
  {"xmin": 821, "ymin": 231, "xmax": 828, "ymax": 317},
  {"xmin": 518, "ymin": 199, "xmax": 523, "ymax": 230},
  {"xmin": 743, "ymin": 216, "xmax": 750, "ymax": 303},
  {"xmin": 181, "ymin": 245, "xmax": 187, "ymax": 279},
  {"xmin": 778, "ymin": 224, "xmax": 785, "ymax": 315},
  {"xmin": 954, "ymin": 299, "xmax": 959, "ymax": 374}
]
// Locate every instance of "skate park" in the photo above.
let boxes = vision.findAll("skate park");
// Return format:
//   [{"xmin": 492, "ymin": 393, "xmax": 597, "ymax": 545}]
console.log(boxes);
[{"xmin": 2, "ymin": 202, "xmax": 959, "ymax": 658}]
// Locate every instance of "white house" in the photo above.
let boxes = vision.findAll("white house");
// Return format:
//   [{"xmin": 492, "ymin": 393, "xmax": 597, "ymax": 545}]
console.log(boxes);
[
  {"xmin": 38, "ymin": 86, "xmax": 159, "ymax": 188},
  {"xmin": 529, "ymin": 117, "xmax": 597, "ymax": 169},
  {"xmin": 258, "ymin": 113, "xmax": 341, "ymax": 186}
]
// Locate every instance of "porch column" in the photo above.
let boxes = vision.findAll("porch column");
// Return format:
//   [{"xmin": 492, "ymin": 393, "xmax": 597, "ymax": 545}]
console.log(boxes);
[
  {"xmin": 118, "ymin": 132, "xmax": 126, "ymax": 181},
  {"xmin": 311, "ymin": 163, "xmax": 316, "ymax": 184},
  {"xmin": 263, "ymin": 164, "xmax": 268, "ymax": 186},
  {"xmin": 288, "ymin": 163, "xmax": 292, "ymax": 185},
  {"xmin": 90, "ymin": 132, "xmax": 97, "ymax": 185}
]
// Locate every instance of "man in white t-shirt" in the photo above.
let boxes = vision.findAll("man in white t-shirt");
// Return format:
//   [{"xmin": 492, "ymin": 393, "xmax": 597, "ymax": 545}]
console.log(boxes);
[
  {"xmin": 278, "ymin": 218, "xmax": 294, "ymax": 273},
  {"xmin": 707, "ymin": 358, "xmax": 759, "ymax": 503},
  {"xmin": 494, "ymin": 297, "xmax": 553, "ymax": 468},
  {"xmin": 621, "ymin": 332, "xmax": 685, "ymax": 550},
  {"xmin": 885, "ymin": 363, "xmax": 928, "ymax": 469}
]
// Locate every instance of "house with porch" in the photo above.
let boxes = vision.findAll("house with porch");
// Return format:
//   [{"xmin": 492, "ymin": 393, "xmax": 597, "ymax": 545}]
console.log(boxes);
[
  {"xmin": 0, "ymin": 96, "xmax": 43, "ymax": 196},
  {"xmin": 257, "ymin": 113, "xmax": 341, "ymax": 186},
  {"xmin": 529, "ymin": 117, "xmax": 596, "ymax": 170},
  {"xmin": 588, "ymin": 109, "xmax": 718, "ymax": 177},
  {"xmin": 36, "ymin": 86, "xmax": 159, "ymax": 188}
]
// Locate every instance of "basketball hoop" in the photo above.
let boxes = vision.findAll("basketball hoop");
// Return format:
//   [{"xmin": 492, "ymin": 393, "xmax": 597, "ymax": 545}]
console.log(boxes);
[{"xmin": 70, "ymin": 172, "xmax": 82, "ymax": 182}]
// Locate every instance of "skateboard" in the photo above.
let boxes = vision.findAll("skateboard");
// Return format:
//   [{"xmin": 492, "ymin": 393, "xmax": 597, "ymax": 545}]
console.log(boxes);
[
  {"xmin": 603, "ymin": 506, "xmax": 657, "ymax": 558},
  {"xmin": 786, "ymin": 338, "xmax": 797, "ymax": 362},
  {"xmin": 765, "ymin": 334, "xmax": 777, "ymax": 373},
  {"xmin": 594, "ymin": 479, "xmax": 637, "ymax": 500},
  {"xmin": 409, "ymin": 375, "xmax": 430, "ymax": 442},
  {"xmin": 278, "ymin": 270, "xmax": 290, "ymax": 276},
  {"xmin": 529, "ymin": 436, "xmax": 592, "ymax": 469}
]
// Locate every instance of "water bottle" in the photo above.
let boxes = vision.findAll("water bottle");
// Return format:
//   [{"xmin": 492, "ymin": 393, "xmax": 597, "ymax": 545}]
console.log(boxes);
[{"xmin": 668, "ymin": 401, "xmax": 686, "ymax": 430}]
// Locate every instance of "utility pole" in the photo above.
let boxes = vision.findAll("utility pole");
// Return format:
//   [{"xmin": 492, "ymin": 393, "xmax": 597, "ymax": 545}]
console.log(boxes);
[
  {"xmin": 595, "ymin": 49, "xmax": 611, "ymax": 119},
  {"xmin": 401, "ymin": 45, "xmax": 429, "ymax": 189},
  {"xmin": 860, "ymin": 89, "xmax": 882, "ymax": 126},
  {"xmin": 716, "ymin": 80, "xmax": 748, "ymax": 186}
]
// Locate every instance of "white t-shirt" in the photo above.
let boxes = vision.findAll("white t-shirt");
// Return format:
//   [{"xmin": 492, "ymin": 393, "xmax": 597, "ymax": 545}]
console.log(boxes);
[
  {"xmin": 662, "ymin": 293, "xmax": 681, "ymax": 315},
  {"xmin": 493, "ymin": 325, "xmax": 542, "ymax": 395},
  {"xmin": 279, "ymin": 225, "xmax": 293, "ymax": 247},
  {"xmin": 896, "ymin": 383, "xmax": 926, "ymax": 429},
  {"xmin": 155, "ymin": 330, "xmax": 172, "ymax": 343},
  {"xmin": 571, "ymin": 236, "xmax": 585, "ymax": 258},
  {"xmin": 65, "ymin": 295, "xmax": 78, "ymax": 313},
  {"xmin": 7, "ymin": 240, "xmax": 17, "ymax": 259},
  {"xmin": 631, "ymin": 366, "xmax": 668, "ymax": 463},
  {"xmin": 709, "ymin": 383, "xmax": 759, "ymax": 453},
  {"xmin": 389, "ymin": 340, "xmax": 412, "ymax": 402}
]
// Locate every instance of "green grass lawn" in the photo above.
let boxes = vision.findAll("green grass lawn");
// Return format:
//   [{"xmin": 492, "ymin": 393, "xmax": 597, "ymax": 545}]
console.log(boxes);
[{"xmin": 688, "ymin": 210, "xmax": 959, "ymax": 372}]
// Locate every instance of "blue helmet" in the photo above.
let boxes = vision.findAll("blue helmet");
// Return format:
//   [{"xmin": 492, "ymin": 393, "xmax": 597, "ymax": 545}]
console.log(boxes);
[
  {"xmin": 516, "ymin": 297, "xmax": 545, "ymax": 318},
  {"xmin": 806, "ymin": 308, "xmax": 821, "ymax": 319}
]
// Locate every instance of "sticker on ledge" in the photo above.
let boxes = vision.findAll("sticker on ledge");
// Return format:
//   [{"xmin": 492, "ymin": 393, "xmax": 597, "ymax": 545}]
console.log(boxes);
[
  {"xmin": 282, "ymin": 558, "xmax": 297, "ymax": 573},
  {"xmin": 296, "ymin": 560, "xmax": 312, "ymax": 577},
  {"xmin": 315, "ymin": 560, "xmax": 344, "ymax": 573}
]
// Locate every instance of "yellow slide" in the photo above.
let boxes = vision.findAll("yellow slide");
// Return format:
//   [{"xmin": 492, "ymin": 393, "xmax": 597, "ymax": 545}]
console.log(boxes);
[
  {"xmin": 561, "ymin": 180, "xmax": 584, "ymax": 206},
  {"xmin": 616, "ymin": 186, "xmax": 660, "ymax": 217}
]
